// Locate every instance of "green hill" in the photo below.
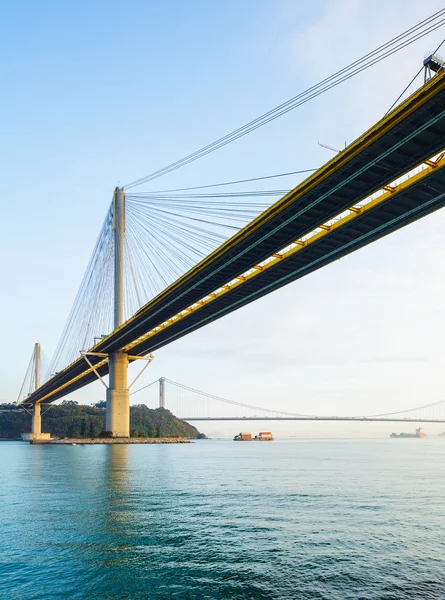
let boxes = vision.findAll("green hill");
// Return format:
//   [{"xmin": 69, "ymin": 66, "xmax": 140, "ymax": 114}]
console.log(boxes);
[{"xmin": 0, "ymin": 401, "xmax": 200, "ymax": 439}]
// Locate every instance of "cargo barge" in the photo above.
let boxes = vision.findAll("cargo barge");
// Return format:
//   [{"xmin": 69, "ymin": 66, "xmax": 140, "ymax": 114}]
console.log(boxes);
[{"xmin": 233, "ymin": 431, "xmax": 273, "ymax": 441}]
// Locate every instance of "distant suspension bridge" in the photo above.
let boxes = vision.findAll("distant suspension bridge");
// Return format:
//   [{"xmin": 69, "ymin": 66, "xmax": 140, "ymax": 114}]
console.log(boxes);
[{"xmin": 132, "ymin": 377, "xmax": 445, "ymax": 424}]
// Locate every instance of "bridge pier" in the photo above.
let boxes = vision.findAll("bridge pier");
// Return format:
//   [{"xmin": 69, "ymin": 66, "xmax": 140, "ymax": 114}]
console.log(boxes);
[
  {"xmin": 22, "ymin": 403, "xmax": 51, "ymax": 441},
  {"xmin": 32, "ymin": 402, "xmax": 41, "ymax": 434},
  {"xmin": 106, "ymin": 352, "xmax": 130, "ymax": 437}
]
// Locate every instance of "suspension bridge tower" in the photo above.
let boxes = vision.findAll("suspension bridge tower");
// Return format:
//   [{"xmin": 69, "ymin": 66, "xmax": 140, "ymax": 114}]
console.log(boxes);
[
  {"xmin": 159, "ymin": 377, "xmax": 166, "ymax": 408},
  {"xmin": 105, "ymin": 187, "xmax": 130, "ymax": 437}
]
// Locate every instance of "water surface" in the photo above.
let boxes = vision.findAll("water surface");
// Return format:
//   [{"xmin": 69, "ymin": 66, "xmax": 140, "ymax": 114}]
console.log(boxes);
[{"xmin": 1, "ymin": 438, "xmax": 444, "ymax": 599}]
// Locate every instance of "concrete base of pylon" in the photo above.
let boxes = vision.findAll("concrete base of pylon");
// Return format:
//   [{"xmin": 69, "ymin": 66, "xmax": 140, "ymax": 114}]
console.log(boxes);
[
  {"xmin": 106, "ymin": 388, "xmax": 130, "ymax": 437},
  {"xmin": 21, "ymin": 432, "xmax": 52, "ymax": 442}
]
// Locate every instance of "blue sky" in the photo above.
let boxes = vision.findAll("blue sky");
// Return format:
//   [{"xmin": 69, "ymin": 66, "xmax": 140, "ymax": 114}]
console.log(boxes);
[{"xmin": 2, "ymin": 0, "xmax": 445, "ymax": 436}]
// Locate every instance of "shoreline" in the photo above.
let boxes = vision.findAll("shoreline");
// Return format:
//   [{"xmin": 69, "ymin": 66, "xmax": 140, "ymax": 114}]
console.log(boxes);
[{"xmin": 45, "ymin": 437, "xmax": 192, "ymax": 445}]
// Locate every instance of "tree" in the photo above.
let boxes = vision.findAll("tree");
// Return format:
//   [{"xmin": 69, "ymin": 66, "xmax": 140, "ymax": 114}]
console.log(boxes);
[
  {"xmin": 67, "ymin": 423, "xmax": 75, "ymax": 438},
  {"xmin": 98, "ymin": 430, "xmax": 113, "ymax": 438},
  {"xmin": 80, "ymin": 418, "xmax": 87, "ymax": 437},
  {"xmin": 94, "ymin": 401, "xmax": 106, "ymax": 409},
  {"xmin": 89, "ymin": 421, "xmax": 96, "ymax": 438}
]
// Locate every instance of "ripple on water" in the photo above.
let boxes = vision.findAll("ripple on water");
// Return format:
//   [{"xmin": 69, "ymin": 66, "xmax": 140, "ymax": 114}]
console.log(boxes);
[{"xmin": 0, "ymin": 439, "xmax": 445, "ymax": 599}]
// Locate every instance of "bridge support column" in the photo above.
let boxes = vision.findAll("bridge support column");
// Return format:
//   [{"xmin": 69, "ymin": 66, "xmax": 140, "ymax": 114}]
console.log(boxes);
[
  {"xmin": 22, "ymin": 403, "xmax": 51, "ymax": 442},
  {"xmin": 106, "ymin": 352, "xmax": 130, "ymax": 437},
  {"xmin": 32, "ymin": 403, "xmax": 41, "ymax": 435}
]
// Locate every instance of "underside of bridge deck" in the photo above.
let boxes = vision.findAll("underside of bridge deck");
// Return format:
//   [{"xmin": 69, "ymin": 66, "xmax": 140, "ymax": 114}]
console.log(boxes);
[{"xmin": 20, "ymin": 68, "xmax": 445, "ymax": 408}]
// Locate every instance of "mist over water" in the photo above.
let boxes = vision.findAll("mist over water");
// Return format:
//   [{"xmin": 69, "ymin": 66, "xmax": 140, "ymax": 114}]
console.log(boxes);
[{"xmin": 1, "ymin": 438, "xmax": 445, "ymax": 599}]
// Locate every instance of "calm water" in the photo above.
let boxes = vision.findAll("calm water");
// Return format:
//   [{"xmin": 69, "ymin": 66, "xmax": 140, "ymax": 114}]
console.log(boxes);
[{"xmin": 1, "ymin": 438, "xmax": 445, "ymax": 599}]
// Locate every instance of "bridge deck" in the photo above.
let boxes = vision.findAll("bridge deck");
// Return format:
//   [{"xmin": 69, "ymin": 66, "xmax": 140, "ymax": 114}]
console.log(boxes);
[
  {"xmin": 22, "ymin": 68, "xmax": 445, "ymax": 407},
  {"xmin": 182, "ymin": 417, "xmax": 445, "ymax": 423}
]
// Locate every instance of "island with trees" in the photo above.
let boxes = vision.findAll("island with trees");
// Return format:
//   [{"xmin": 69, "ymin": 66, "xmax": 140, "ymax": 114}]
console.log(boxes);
[{"xmin": 0, "ymin": 401, "xmax": 202, "ymax": 441}]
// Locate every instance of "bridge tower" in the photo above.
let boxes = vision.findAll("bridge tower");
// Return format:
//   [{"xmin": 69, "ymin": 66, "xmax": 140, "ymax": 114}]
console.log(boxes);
[
  {"xmin": 22, "ymin": 342, "xmax": 51, "ymax": 441},
  {"xmin": 31, "ymin": 342, "xmax": 41, "ymax": 435},
  {"xmin": 106, "ymin": 187, "xmax": 130, "ymax": 437},
  {"xmin": 159, "ymin": 377, "xmax": 166, "ymax": 408}
]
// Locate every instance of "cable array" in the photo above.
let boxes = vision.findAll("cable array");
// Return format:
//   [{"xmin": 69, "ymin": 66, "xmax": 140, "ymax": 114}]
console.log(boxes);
[
  {"xmin": 46, "ymin": 189, "xmax": 279, "ymax": 377},
  {"xmin": 47, "ymin": 207, "xmax": 115, "ymax": 377},
  {"xmin": 16, "ymin": 347, "xmax": 39, "ymax": 404},
  {"xmin": 123, "ymin": 10, "xmax": 445, "ymax": 189},
  {"xmin": 124, "ymin": 189, "xmax": 279, "ymax": 303},
  {"xmin": 142, "ymin": 168, "xmax": 318, "ymax": 194}
]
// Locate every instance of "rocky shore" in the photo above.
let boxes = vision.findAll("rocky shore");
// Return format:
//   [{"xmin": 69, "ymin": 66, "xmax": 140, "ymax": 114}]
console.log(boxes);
[{"xmin": 44, "ymin": 437, "xmax": 192, "ymax": 445}]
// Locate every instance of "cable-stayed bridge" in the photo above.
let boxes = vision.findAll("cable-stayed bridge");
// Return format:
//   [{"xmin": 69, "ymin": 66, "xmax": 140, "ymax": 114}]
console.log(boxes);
[
  {"xmin": 14, "ymin": 15, "xmax": 445, "ymax": 439},
  {"xmin": 134, "ymin": 378, "xmax": 445, "ymax": 424}
]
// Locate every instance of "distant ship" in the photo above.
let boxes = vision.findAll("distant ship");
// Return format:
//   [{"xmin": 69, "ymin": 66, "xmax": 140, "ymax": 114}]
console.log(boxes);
[
  {"xmin": 233, "ymin": 431, "xmax": 274, "ymax": 441},
  {"xmin": 390, "ymin": 427, "xmax": 426, "ymax": 439}
]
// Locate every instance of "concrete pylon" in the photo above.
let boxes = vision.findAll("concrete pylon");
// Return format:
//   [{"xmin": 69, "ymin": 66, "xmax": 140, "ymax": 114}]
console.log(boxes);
[
  {"xmin": 106, "ymin": 352, "xmax": 130, "ymax": 437},
  {"xmin": 106, "ymin": 187, "xmax": 130, "ymax": 437},
  {"xmin": 32, "ymin": 343, "xmax": 41, "ymax": 435},
  {"xmin": 24, "ymin": 402, "xmax": 50, "ymax": 441},
  {"xmin": 35, "ymin": 342, "xmax": 41, "ymax": 389},
  {"xmin": 32, "ymin": 403, "xmax": 41, "ymax": 435},
  {"xmin": 159, "ymin": 377, "xmax": 165, "ymax": 408},
  {"xmin": 22, "ymin": 343, "xmax": 51, "ymax": 441}
]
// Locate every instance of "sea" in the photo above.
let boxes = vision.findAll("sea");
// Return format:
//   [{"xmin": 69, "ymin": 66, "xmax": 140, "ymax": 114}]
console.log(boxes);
[{"xmin": 1, "ymin": 438, "xmax": 444, "ymax": 600}]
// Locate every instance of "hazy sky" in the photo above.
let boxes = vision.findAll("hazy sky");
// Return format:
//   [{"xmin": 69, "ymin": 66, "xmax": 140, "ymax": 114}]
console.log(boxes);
[{"xmin": 2, "ymin": 0, "xmax": 445, "ymax": 437}]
